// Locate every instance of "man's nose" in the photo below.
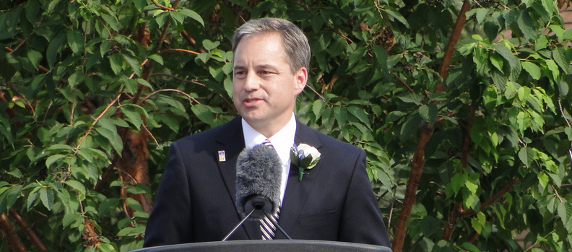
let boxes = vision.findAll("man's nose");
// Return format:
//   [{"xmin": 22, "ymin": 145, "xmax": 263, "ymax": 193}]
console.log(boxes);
[{"xmin": 244, "ymin": 73, "xmax": 260, "ymax": 91}]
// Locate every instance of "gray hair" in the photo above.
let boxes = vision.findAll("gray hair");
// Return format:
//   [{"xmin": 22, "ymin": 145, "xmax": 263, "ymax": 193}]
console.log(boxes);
[{"xmin": 232, "ymin": 18, "xmax": 311, "ymax": 74}]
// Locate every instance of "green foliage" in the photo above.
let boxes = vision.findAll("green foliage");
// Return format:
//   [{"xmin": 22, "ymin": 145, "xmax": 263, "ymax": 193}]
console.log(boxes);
[{"xmin": 1, "ymin": 0, "xmax": 571, "ymax": 251}]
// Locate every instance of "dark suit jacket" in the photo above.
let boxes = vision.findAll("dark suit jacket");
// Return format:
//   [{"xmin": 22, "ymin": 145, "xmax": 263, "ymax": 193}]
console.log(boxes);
[{"xmin": 143, "ymin": 117, "xmax": 390, "ymax": 247}]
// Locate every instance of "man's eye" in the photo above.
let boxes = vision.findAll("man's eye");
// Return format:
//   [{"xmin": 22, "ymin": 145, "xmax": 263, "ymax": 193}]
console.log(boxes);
[{"xmin": 234, "ymin": 71, "xmax": 246, "ymax": 77}]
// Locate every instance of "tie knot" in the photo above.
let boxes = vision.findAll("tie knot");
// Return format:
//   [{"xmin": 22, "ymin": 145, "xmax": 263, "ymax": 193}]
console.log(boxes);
[{"xmin": 262, "ymin": 139, "xmax": 273, "ymax": 147}]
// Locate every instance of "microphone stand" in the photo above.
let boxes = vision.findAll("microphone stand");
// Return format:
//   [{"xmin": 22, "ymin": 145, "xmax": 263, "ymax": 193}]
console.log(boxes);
[
  {"xmin": 221, "ymin": 208, "xmax": 292, "ymax": 241},
  {"xmin": 264, "ymin": 211, "xmax": 292, "ymax": 240},
  {"xmin": 222, "ymin": 208, "xmax": 255, "ymax": 241}
]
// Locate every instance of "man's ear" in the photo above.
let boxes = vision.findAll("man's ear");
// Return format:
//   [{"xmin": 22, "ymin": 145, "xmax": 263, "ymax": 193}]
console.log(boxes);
[{"xmin": 294, "ymin": 67, "xmax": 308, "ymax": 94}]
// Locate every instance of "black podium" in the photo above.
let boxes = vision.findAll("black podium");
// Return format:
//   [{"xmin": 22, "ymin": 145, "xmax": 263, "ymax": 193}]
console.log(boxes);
[{"xmin": 133, "ymin": 240, "xmax": 392, "ymax": 252}]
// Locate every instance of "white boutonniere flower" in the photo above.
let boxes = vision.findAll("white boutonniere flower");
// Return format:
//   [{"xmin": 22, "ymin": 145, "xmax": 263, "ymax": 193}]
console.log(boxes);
[{"xmin": 290, "ymin": 143, "xmax": 321, "ymax": 182}]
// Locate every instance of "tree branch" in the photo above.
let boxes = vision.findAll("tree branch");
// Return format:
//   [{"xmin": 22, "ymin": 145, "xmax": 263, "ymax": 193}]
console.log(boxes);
[
  {"xmin": 74, "ymin": 92, "xmax": 123, "ymax": 153},
  {"xmin": 158, "ymin": 48, "xmax": 200, "ymax": 55},
  {"xmin": 392, "ymin": 2, "xmax": 472, "ymax": 250},
  {"xmin": 461, "ymin": 177, "xmax": 521, "ymax": 217},
  {"xmin": 137, "ymin": 88, "xmax": 201, "ymax": 106},
  {"xmin": 9, "ymin": 208, "xmax": 46, "ymax": 251},
  {"xmin": 0, "ymin": 213, "xmax": 26, "ymax": 252},
  {"xmin": 435, "ymin": 0, "xmax": 471, "ymax": 92},
  {"xmin": 442, "ymin": 104, "xmax": 475, "ymax": 240},
  {"xmin": 392, "ymin": 123, "xmax": 434, "ymax": 252},
  {"xmin": 150, "ymin": 0, "xmax": 174, "ymax": 11}
]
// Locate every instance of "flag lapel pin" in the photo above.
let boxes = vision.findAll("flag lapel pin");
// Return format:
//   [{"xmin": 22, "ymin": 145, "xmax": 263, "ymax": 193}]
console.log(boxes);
[{"xmin": 218, "ymin": 150, "xmax": 226, "ymax": 162}]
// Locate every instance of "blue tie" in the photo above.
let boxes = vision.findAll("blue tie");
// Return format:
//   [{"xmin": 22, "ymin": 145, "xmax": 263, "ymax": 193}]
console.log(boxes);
[{"xmin": 260, "ymin": 139, "xmax": 280, "ymax": 240}]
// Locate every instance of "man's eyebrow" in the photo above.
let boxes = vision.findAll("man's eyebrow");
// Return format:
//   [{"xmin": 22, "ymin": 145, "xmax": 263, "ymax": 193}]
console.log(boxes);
[
  {"xmin": 233, "ymin": 64, "xmax": 278, "ymax": 70},
  {"xmin": 256, "ymin": 64, "xmax": 280, "ymax": 71}
]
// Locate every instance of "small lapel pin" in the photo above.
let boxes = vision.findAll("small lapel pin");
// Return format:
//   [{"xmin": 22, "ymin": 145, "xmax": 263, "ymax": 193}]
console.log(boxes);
[{"xmin": 218, "ymin": 150, "xmax": 226, "ymax": 162}]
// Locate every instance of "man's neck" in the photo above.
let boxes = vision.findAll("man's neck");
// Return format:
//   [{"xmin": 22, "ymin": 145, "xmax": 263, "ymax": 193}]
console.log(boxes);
[{"xmin": 245, "ymin": 115, "xmax": 293, "ymax": 138}]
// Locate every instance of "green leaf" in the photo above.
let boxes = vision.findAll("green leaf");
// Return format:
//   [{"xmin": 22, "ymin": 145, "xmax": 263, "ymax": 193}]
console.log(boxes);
[
  {"xmin": 493, "ymin": 70, "xmax": 508, "ymax": 92},
  {"xmin": 557, "ymin": 201, "xmax": 567, "ymax": 224},
  {"xmin": 522, "ymin": 62, "xmax": 541, "ymax": 80},
  {"xmin": 558, "ymin": 79, "xmax": 569, "ymax": 97},
  {"xmin": 347, "ymin": 106, "xmax": 370, "ymax": 129},
  {"xmin": 383, "ymin": 9, "xmax": 409, "ymax": 27},
  {"xmin": 552, "ymin": 48, "xmax": 570, "ymax": 75},
  {"xmin": 333, "ymin": 106, "xmax": 348, "ymax": 129},
  {"xmin": 545, "ymin": 59, "xmax": 560, "ymax": 81},
  {"xmin": 39, "ymin": 187, "xmax": 54, "ymax": 211},
  {"xmin": 148, "ymin": 54, "xmax": 164, "ymax": 65},
  {"xmin": 109, "ymin": 54, "xmax": 123, "ymax": 74},
  {"xmin": 549, "ymin": 25, "xmax": 565, "ymax": 39},
  {"xmin": 179, "ymin": 8, "xmax": 204, "ymax": 26},
  {"xmin": 47, "ymin": 144, "xmax": 74, "ymax": 152},
  {"xmin": 95, "ymin": 126, "xmax": 123, "ymax": 155},
  {"xmin": 202, "ymin": 39, "xmax": 220, "ymax": 51},
  {"xmin": 0, "ymin": 185, "xmax": 22, "ymax": 212},
  {"xmin": 209, "ymin": 65, "xmax": 223, "ymax": 82},
  {"xmin": 537, "ymin": 172, "xmax": 549, "ymax": 190},
  {"xmin": 372, "ymin": 45, "xmax": 388, "ymax": 71},
  {"xmin": 27, "ymin": 189, "xmax": 39, "ymax": 210},
  {"xmin": 191, "ymin": 104, "xmax": 214, "ymax": 126},
  {"xmin": 450, "ymin": 173, "xmax": 468, "ymax": 196},
  {"xmin": 473, "ymin": 47, "xmax": 488, "ymax": 74},
  {"xmin": 27, "ymin": 49, "xmax": 42, "ymax": 71},
  {"xmin": 494, "ymin": 44, "xmax": 521, "ymax": 78},
  {"xmin": 517, "ymin": 10, "xmax": 535, "ymax": 40},
  {"xmin": 465, "ymin": 180, "xmax": 478, "ymax": 194},
  {"xmin": 65, "ymin": 180, "xmax": 86, "ymax": 196},
  {"xmin": 518, "ymin": 147, "xmax": 535, "ymax": 167},
  {"xmin": 137, "ymin": 78, "xmax": 153, "ymax": 89},
  {"xmin": 121, "ymin": 104, "xmax": 144, "ymax": 129},
  {"xmin": 101, "ymin": 13, "xmax": 120, "ymax": 31},
  {"xmin": 400, "ymin": 115, "xmax": 421, "ymax": 141},
  {"xmin": 462, "ymin": 242, "xmax": 481, "ymax": 252},
  {"xmin": 117, "ymin": 225, "xmax": 146, "ymax": 236},
  {"xmin": 154, "ymin": 11, "xmax": 168, "ymax": 27},
  {"xmin": 418, "ymin": 104, "xmax": 437, "ymax": 124},
  {"xmin": 46, "ymin": 154, "xmax": 66, "ymax": 168},
  {"xmin": 471, "ymin": 212, "xmax": 486, "ymax": 234},
  {"xmin": 535, "ymin": 35, "xmax": 548, "ymax": 51},
  {"xmin": 347, "ymin": 45, "xmax": 366, "ymax": 70},
  {"xmin": 397, "ymin": 93, "xmax": 422, "ymax": 105},
  {"xmin": 169, "ymin": 11, "xmax": 185, "ymax": 25},
  {"xmin": 68, "ymin": 70, "xmax": 83, "ymax": 87},
  {"xmin": 67, "ymin": 29, "xmax": 83, "ymax": 54},
  {"xmin": 312, "ymin": 100, "xmax": 325, "ymax": 118},
  {"xmin": 97, "ymin": 243, "xmax": 115, "ymax": 251},
  {"xmin": 475, "ymin": 8, "xmax": 489, "ymax": 24},
  {"xmin": 47, "ymin": 33, "xmax": 66, "ymax": 68},
  {"xmin": 126, "ymin": 184, "xmax": 150, "ymax": 195},
  {"xmin": 490, "ymin": 53, "xmax": 504, "ymax": 73},
  {"xmin": 123, "ymin": 54, "xmax": 141, "ymax": 77}
]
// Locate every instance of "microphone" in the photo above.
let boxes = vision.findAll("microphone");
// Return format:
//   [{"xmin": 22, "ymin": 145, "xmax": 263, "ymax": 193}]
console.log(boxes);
[
  {"xmin": 222, "ymin": 144, "xmax": 291, "ymax": 241},
  {"xmin": 235, "ymin": 144, "xmax": 281, "ymax": 220}
]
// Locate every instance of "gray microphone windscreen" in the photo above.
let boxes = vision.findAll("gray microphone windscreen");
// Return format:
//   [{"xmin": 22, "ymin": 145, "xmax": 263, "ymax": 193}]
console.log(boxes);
[{"xmin": 235, "ymin": 144, "xmax": 281, "ymax": 219}]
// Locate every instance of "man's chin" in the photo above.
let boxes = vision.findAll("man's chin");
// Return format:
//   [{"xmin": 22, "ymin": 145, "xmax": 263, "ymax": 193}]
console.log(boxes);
[{"xmin": 239, "ymin": 111, "xmax": 265, "ymax": 122}]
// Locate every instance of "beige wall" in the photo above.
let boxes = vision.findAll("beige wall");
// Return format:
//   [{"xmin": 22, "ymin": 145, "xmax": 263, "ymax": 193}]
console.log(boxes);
[{"xmin": 562, "ymin": 8, "xmax": 572, "ymax": 30}]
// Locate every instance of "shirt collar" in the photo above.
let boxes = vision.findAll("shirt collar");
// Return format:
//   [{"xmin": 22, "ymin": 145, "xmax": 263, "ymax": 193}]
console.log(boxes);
[{"xmin": 242, "ymin": 113, "xmax": 297, "ymax": 165}]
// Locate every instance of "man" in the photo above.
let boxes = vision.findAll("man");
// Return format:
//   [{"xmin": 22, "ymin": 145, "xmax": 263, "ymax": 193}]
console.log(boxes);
[{"xmin": 143, "ymin": 17, "xmax": 390, "ymax": 247}]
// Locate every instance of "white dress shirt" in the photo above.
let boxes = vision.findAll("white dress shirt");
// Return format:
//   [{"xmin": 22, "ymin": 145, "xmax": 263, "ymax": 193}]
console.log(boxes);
[{"xmin": 241, "ymin": 114, "xmax": 296, "ymax": 203}]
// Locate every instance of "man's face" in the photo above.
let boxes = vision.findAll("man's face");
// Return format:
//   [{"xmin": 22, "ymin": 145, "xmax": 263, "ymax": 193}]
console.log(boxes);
[{"xmin": 232, "ymin": 32, "xmax": 307, "ymax": 135}]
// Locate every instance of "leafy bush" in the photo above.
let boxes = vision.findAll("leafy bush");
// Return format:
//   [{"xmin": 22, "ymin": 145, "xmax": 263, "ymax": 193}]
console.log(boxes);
[{"xmin": 1, "ymin": 0, "xmax": 571, "ymax": 251}]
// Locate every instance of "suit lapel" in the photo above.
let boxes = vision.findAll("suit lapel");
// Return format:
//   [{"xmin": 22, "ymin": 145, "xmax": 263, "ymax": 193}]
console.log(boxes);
[
  {"xmin": 215, "ymin": 117, "xmax": 260, "ymax": 239},
  {"xmin": 276, "ymin": 121, "xmax": 323, "ymax": 238}
]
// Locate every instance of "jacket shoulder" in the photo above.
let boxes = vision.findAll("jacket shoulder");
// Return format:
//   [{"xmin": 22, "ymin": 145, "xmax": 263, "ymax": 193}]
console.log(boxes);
[{"xmin": 173, "ymin": 117, "xmax": 242, "ymax": 147}]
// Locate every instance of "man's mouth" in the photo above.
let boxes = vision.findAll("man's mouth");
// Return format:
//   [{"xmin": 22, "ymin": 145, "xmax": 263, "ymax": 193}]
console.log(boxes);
[{"xmin": 244, "ymin": 98, "xmax": 263, "ymax": 106}]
